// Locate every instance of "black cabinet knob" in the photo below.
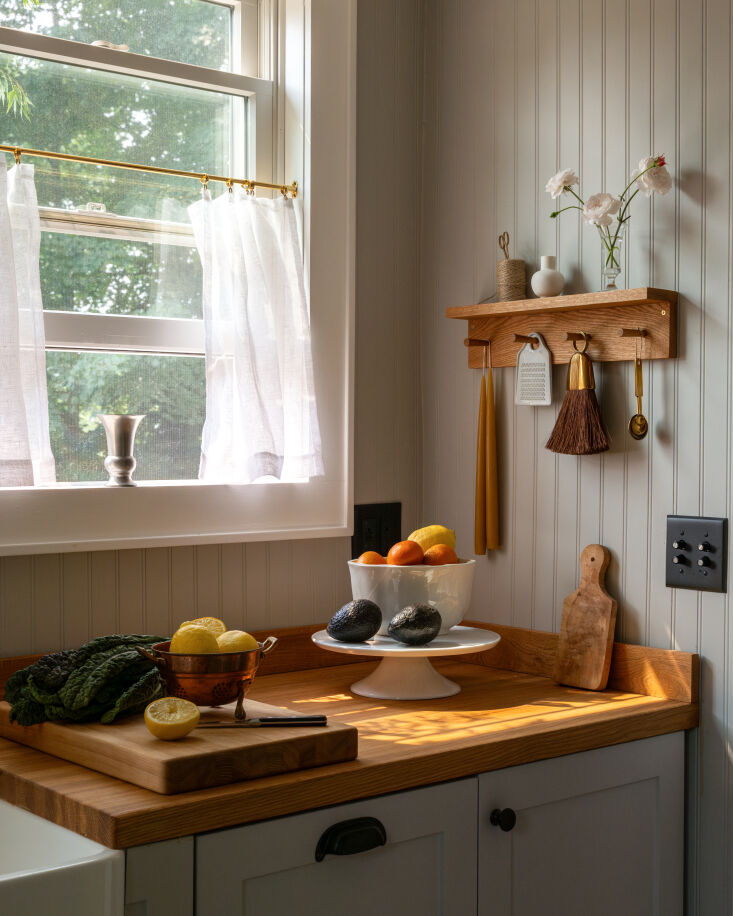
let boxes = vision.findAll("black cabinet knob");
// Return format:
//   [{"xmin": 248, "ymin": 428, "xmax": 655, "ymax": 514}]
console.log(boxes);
[
  {"xmin": 672, "ymin": 554, "xmax": 686, "ymax": 565},
  {"xmin": 698, "ymin": 541, "xmax": 712, "ymax": 552},
  {"xmin": 672, "ymin": 540, "xmax": 688, "ymax": 550},
  {"xmin": 315, "ymin": 817, "xmax": 387, "ymax": 861},
  {"xmin": 698, "ymin": 556, "xmax": 711, "ymax": 568},
  {"xmin": 490, "ymin": 808, "xmax": 517, "ymax": 832}
]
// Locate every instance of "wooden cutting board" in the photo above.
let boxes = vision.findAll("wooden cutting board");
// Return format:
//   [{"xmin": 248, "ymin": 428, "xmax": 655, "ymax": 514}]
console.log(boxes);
[
  {"xmin": 0, "ymin": 699, "xmax": 358, "ymax": 795},
  {"xmin": 553, "ymin": 544, "xmax": 618, "ymax": 690}
]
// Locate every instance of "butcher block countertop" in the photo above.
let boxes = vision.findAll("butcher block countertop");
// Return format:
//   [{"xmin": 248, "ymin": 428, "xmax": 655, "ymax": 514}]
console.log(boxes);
[{"xmin": 0, "ymin": 622, "xmax": 698, "ymax": 849}]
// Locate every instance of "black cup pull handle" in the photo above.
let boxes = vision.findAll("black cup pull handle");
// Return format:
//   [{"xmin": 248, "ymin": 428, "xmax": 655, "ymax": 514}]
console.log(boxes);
[
  {"xmin": 315, "ymin": 817, "xmax": 387, "ymax": 862},
  {"xmin": 490, "ymin": 808, "xmax": 517, "ymax": 832}
]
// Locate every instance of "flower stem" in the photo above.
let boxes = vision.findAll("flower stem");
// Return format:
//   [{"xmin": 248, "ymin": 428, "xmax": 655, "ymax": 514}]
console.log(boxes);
[
  {"xmin": 551, "ymin": 204, "xmax": 584, "ymax": 217},
  {"xmin": 619, "ymin": 163, "xmax": 658, "ymax": 201},
  {"xmin": 566, "ymin": 187, "xmax": 586, "ymax": 207}
]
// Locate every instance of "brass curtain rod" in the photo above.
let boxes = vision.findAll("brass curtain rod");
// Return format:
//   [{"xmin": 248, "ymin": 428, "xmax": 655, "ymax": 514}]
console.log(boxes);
[{"xmin": 0, "ymin": 144, "xmax": 298, "ymax": 197}]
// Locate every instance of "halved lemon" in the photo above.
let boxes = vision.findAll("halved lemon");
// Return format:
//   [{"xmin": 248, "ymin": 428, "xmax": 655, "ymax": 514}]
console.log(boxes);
[
  {"xmin": 144, "ymin": 697, "xmax": 200, "ymax": 740},
  {"xmin": 179, "ymin": 616, "xmax": 227, "ymax": 637}
]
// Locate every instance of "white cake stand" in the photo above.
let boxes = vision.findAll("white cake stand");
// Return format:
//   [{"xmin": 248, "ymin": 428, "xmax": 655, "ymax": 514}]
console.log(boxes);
[{"xmin": 311, "ymin": 625, "xmax": 501, "ymax": 700}]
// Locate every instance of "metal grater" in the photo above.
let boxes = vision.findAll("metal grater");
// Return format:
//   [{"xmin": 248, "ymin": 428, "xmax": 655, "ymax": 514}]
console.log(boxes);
[{"xmin": 515, "ymin": 332, "xmax": 552, "ymax": 406}]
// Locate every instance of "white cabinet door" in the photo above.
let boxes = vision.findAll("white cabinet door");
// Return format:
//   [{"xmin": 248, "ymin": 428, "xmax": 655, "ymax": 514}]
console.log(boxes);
[
  {"xmin": 196, "ymin": 778, "xmax": 478, "ymax": 916},
  {"xmin": 478, "ymin": 732, "xmax": 684, "ymax": 916},
  {"xmin": 124, "ymin": 837, "xmax": 193, "ymax": 916}
]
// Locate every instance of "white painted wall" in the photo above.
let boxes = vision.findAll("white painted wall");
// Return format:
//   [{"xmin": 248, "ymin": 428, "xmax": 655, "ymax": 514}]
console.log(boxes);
[{"xmin": 420, "ymin": 0, "xmax": 731, "ymax": 911}]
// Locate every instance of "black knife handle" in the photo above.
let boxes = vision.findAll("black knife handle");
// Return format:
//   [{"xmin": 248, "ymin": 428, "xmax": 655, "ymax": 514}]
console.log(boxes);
[{"xmin": 258, "ymin": 715, "xmax": 327, "ymax": 726}]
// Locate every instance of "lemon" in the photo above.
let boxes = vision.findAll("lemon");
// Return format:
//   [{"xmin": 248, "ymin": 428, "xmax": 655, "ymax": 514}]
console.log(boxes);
[
  {"xmin": 179, "ymin": 616, "xmax": 227, "ymax": 637},
  {"xmin": 169, "ymin": 625, "xmax": 219, "ymax": 654},
  {"xmin": 144, "ymin": 697, "xmax": 200, "ymax": 740},
  {"xmin": 407, "ymin": 524, "xmax": 456, "ymax": 553},
  {"xmin": 217, "ymin": 630, "xmax": 259, "ymax": 653}
]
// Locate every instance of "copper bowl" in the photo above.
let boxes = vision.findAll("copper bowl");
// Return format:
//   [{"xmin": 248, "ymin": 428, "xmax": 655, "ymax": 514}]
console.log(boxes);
[{"xmin": 138, "ymin": 636, "xmax": 277, "ymax": 714}]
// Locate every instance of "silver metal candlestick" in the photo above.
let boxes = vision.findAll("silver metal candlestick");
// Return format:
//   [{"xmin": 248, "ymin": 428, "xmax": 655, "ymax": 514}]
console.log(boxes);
[{"xmin": 98, "ymin": 414, "xmax": 145, "ymax": 486}]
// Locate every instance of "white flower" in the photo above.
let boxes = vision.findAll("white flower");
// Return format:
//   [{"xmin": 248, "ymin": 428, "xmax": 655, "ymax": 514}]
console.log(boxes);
[
  {"xmin": 632, "ymin": 155, "xmax": 672, "ymax": 196},
  {"xmin": 582, "ymin": 192, "xmax": 621, "ymax": 227},
  {"xmin": 545, "ymin": 168, "xmax": 580, "ymax": 199}
]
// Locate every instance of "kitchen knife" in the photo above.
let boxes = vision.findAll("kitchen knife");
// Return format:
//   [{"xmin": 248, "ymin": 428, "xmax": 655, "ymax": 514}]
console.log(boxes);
[{"xmin": 198, "ymin": 715, "xmax": 328, "ymax": 728}]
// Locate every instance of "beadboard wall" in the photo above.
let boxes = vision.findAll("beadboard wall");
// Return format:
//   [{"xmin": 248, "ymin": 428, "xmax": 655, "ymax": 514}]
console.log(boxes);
[
  {"xmin": 0, "ymin": 1, "xmax": 422, "ymax": 652},
  {"xmin": 420, "ymin": 0, "xmax": 731, "ymax": 910}
]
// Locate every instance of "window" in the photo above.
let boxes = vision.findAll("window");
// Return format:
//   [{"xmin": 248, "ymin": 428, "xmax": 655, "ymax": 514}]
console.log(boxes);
[
  {"xmin": 0, "ymin": 2, "xmax": 261, "ymax": 482},
  {"xmin": 0, "ymin": 0, "xmax": 354, "ymax": 553}
]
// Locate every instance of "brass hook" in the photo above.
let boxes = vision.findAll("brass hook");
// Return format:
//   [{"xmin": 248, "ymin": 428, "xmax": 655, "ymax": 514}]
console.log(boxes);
[
  {"xmin": 570, "ymin": 331, "xmax": 590, "ymax": 353},
  {"xmin": 200, "ymin": 174, "xmax": 209, "ymax": 191},
  {"xmin": 13, "ymin": 148, "xmax": 21, "ymax": 165},
  {"xmin": 226, "ymin": 178, "xmax": 234, "ymax": 194},
  {"xmin": 281, "ymin": 185, "xmax": 289, "ymax": 198}
]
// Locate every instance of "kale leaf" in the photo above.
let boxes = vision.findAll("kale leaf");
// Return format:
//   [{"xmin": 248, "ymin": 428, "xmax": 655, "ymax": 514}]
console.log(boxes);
[{"xmin": 6, "ymin": 634, "xmax": 165, "ymax": 726}]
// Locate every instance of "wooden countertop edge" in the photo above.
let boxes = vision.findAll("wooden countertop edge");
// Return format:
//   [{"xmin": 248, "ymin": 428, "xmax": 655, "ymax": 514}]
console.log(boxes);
[{"xmin": 0, "ymin": 697, "xmax": 697, "ymax": 849}]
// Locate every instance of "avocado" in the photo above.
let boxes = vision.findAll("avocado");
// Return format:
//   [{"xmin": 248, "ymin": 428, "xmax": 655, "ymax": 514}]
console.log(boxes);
[
  {"xmin": 327, "ymin": 599, "xmax": 382, "ymax": 643},
  {"xmin": 387, "ymin": 605, "xmax": 442, "ymax": 646}
]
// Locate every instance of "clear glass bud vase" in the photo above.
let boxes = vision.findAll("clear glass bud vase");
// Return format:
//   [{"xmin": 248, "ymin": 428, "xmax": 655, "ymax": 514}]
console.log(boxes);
[{"xmin": 598, "ymin": 221, "xmax": 626, "ymax": 291}]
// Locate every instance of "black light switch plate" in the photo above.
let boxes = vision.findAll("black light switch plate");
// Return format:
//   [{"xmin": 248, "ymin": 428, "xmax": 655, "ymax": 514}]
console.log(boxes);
[
  {"xmin": 352, "ymin": 502, "xmax": 401, "ymax": 559},
  {"xmin": 666, "ymin": 515, "xmax": 728, "ymax": 593}
]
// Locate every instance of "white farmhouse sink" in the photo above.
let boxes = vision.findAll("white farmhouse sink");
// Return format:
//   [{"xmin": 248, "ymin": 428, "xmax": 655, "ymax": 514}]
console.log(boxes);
[{"xmin": 0, "ymin": 799, "xmax": 124, "ymax": 916}]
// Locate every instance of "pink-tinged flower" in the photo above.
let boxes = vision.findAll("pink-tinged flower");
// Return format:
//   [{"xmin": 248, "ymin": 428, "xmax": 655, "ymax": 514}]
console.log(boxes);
[
  {"xmin": 545, "ymin": 168, "xmax": 580, "ymax": 199},
  {"xmin": 582, "ymin": 192, "xmax": 621, "ymax": 227},
  {"xmin": 633, "ymin": 155, "xmax": 673, "ymax": 196}
]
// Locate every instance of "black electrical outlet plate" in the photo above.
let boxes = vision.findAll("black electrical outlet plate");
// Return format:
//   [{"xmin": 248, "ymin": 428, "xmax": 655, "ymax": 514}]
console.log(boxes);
[
  {"xmin": 666, "ymin": 515, "xmax": 728, "ymax": 593},
  {"xmin": 352, "ymin": 503, "xmax": 401, "ymax": 560}
]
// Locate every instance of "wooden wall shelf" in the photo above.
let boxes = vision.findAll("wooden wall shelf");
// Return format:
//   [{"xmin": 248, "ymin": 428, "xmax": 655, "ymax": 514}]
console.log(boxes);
[{"xmin": 446, "ymin": 288, "xmax": 677, "ymax": 369}]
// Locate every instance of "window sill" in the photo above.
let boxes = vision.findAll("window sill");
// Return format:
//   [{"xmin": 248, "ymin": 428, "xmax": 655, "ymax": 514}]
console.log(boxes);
[{"xmin": 0, "ymin": 478, "xmax": 350, "ymax": 555}]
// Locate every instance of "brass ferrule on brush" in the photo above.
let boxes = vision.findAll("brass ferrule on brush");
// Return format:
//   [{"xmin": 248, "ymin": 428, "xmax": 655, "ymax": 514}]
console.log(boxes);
[{"xmin": 566, "ymin": 351, "xmax": 595, "ymax": 391}]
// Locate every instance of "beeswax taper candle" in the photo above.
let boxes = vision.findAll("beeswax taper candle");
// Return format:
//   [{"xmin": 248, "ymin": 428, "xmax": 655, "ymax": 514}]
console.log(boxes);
[
  {"xmin": 474, "ymin": 373, "xmax": 487, "ymax": 555},
  {"xmin": 485, "ymin": 364, "xmax": 500, "ymax": 549}
]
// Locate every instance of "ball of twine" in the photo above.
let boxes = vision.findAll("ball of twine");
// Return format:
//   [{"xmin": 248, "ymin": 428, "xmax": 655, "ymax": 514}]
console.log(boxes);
[{"xmin": 497, "ymin": 259, "xmax": 526, "ymax": 301}]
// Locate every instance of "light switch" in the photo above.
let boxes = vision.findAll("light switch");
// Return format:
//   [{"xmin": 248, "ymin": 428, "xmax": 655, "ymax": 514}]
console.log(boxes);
[{"xmin": 666, "ymin": 515, "xmax": 727, "ymax": 593}]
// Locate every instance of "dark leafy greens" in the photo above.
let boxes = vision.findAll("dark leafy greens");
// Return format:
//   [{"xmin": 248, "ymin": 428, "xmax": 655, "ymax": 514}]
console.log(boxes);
[{"xmin": 5, "ymin": 634, "xmax": 166, "ymax": 726}]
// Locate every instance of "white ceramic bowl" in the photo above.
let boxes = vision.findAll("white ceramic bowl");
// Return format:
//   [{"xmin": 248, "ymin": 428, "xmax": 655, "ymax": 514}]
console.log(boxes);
[{"xmin": 347, "ymin": 558, "xmax": 476, "ymax": 635}]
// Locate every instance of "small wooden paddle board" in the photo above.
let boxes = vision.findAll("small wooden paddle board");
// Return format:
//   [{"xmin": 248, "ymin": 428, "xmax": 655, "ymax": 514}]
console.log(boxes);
[{"xmin": 553, "ymin": 544, "xmax": 618, "ymax": 690}]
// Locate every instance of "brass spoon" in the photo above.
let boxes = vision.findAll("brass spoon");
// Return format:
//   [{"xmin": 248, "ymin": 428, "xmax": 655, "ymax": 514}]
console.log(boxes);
[{"xmin": 629, "ymin": 356, "xmax": 648, "ymax": 440}]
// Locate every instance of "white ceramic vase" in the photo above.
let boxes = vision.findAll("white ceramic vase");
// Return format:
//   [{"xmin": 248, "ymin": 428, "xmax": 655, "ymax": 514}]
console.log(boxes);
[{"xmin": 530, "ymin": 255, "xmax": 564, "ymax": 297}]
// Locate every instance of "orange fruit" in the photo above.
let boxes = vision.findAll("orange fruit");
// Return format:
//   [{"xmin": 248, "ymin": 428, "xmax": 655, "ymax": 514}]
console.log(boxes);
[
  {"xmin": 387, "ymin": 540, "xmax": 424, "ymax": 566},
  {"xmin": 423, "ymin": 544, "xmax": 459, "ymax": 566},
  {"xmin": 357, "ymin": 551, "xmax": 387, "ymax": 565}
]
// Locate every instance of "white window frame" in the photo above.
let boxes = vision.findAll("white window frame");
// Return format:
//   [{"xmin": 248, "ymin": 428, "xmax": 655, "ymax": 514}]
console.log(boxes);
[{"xmin": 0, "ymin": 0, "xmax": 355, "ymax": 555}]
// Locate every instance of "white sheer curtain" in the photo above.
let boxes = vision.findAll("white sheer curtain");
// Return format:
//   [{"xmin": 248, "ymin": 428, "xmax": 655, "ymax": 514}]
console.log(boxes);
[
  {"xmin": 189, "ymin": 189, "xmax": 323, "ymax": 483},
  {"xmin": 0, "ymin": 160, "xmax": 55, "ymax": 486}
]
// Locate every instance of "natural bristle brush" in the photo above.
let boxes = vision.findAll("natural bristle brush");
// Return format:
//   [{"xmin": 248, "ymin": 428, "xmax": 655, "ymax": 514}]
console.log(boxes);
[{"xmin": 545, "ymin": 332, "xmax": 609, "ymax": 455}]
